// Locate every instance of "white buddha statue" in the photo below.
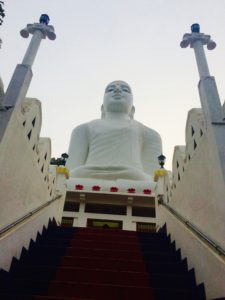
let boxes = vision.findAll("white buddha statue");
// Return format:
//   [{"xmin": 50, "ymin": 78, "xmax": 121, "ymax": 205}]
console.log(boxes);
[{"xmin": 66, "ymin": 80, "xmax": 162, "ymax": 193}]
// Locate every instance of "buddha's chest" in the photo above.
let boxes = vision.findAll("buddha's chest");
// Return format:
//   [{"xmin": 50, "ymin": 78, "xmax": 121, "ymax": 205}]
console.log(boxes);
[
  {"xmin": 86, "ymin": 122, "xmax": 143, "ymax": 165},
  {"xmin": 88, "ymin": 121, "xmax": 142, "ymax": 144}
]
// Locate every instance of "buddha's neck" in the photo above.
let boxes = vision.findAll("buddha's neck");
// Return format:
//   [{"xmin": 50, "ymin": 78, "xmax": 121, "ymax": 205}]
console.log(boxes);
[{"xmin": 105, "ymin": 112, "xmax": 130, "ymax": 120}]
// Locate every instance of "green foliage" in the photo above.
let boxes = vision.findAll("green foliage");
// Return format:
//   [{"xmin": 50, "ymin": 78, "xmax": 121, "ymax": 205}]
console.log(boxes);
[{"xmin": 0, "ymin": 1, "xmax": 5, "ymax": 25}]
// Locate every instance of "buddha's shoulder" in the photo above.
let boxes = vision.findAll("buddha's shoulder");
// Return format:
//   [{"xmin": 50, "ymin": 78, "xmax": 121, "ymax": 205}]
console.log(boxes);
[
  {"xmin": 135, "ymin": 121, "xmax": 161, "ymax": 140},
  {"xmin": 71, "ymin": 119, "xmax": 101, "ymax": 133}
]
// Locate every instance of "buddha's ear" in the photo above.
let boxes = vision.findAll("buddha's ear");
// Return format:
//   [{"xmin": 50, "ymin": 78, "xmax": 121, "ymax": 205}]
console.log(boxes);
[
  {"xmin": 129, "ymin": 105, "xmax": 135, "ymax": 120},
  {"xmin": 101, "ymin": 104, "xmax": 105, "ymax": 119}
]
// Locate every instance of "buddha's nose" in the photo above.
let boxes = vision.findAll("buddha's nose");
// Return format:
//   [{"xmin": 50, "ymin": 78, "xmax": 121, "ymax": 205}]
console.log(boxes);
[{"xmin": 115, "ymin": 86, "xmax": 121, "ymax": 92}]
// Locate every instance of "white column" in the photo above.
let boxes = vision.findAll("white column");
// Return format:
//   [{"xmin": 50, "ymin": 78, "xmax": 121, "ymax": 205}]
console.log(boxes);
[
  {"xmin": 193, "ymin": 40, "xmax": 210, "ymax": 78},
  {"xmin": 22, "ymin": 30, "xmax": 44, "ymax": 66},
  {"xmin": 20, "ymin": 19, "xmax": 56, "ymax": 68},
  {"xmin": 78, "ymin": 202, "xmax": 86, "ymax": 227},
  {"xmin": 2, "ymin": 17, "xmax": 56, "ymax": 108},
  {"xmin": 123, "ymin": 204, "xmax": 133, "ymax": 231}
]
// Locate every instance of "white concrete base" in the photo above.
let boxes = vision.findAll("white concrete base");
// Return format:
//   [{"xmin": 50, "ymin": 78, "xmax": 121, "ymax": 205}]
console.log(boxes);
[
  {"xmin": 67, "ymin": 177, "xmax": 155, "ymax": 196},
  {"xmin": 62, "ymin": 191, "xmax": 156, "ymax": 231}
]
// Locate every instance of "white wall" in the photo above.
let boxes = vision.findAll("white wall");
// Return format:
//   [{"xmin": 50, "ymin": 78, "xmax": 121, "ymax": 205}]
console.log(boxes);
[
  {"xmin": 0, "ymin": 99, "xmax": 56, "ymax": 230},
  {"xmin": 155, "ymin": 107, "xmax": 225, "ymax": 299},
  {"xmin": 0, "ymin": 98, "xmax": 67, "ymax": 270},
  {"xmin": 163, "ymin": 108, "xmax": 225, "ymax": 249}
]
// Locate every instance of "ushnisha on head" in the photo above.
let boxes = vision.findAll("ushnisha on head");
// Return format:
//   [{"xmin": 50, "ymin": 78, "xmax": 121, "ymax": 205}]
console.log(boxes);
[{"xmin": 101, "ymin": 80, "xmax": 135, "ymax": 119}]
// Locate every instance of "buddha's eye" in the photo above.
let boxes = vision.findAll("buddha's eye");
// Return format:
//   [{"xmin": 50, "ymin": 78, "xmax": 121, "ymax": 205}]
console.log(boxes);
[
  {"xmin": 122, "ymin": 87, "xmax": 130, "ymax": 93},
  {"xmin": 106, "ymin": 86, "xmax": 115, "ymax": 93}
]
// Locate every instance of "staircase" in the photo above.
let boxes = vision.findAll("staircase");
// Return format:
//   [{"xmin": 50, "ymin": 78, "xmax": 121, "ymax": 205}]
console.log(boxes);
[{"xmin": 0, "ymin": 221, "xmax": 205, "ymax": 300}]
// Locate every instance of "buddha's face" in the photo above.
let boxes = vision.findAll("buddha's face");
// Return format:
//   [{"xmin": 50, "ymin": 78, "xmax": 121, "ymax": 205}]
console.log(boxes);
[{"xmin": 103, "ymin": 81, "xmax": 133, "ymax": 114}]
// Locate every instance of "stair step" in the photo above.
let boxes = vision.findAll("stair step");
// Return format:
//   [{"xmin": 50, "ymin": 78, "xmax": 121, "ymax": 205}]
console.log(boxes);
[
  {"xmin": 75, "ymin": 232, "xmax": 139, "ymax": 239},
  {"xmin": 77, "ymin": 228, "xmax": 137, "ymax": 235},
  {"xmin": 40, "ymin": 235, "xmax": 171, "ymax": 245},
  {"xmin": 61, "ymin": 256, "xmax": 146, "ymax": 272},
  {"xmin": 19, "ymin": 255, "xmax": 146, "ymax": 271},
  {"xmin": 1, "ymin": 279, "xmax": 157, "ymax": 300},
  {"xmin": 35, "ymin": 297, "xmax": 94, "ymax": 300},
  {"xmin": 20, "ymin": 253, "xmax": 145, "ymax": 266},
  {"xmin": 75, "ymin": 230, "xmax": 164, "ymax": 238},
  {"xmin": 56, "ymin": 267, "xmax": 150, "ymax": 286},
  {"xmin": 0, "ymin": 294, "xmax": 93, "ymax": 300},
  {"xmin": 18, "ymin": 255, "xmax": 187, "ymax": 274},
  {"xmin": 43, "ymin": 230, "xmax": 77, "ymax": 239},
  {"xmin": 9, "ymin": 264, "xmax": 196, "ymax": 289},
  {"xmin": 29, "ymin": 243, "xmax": 177, "ymax": 257},
  {"xmin": 36, "ymin": 239, "xmax": 173, "ymax": 252},
  {"xmin": 0, "ymin": 224, "xmax": 206, "ymax": 300},
  {"xmin": 145, "ymin": 260, "xmax": 188, "ymax": 274},
  {"xmin": 49, "ymin": 281, "xmax": 151, "ymax": 299},
  {"xmin": 46, "ymin": 229, "xmax": 167, "ymax": 241},
  {"xmin": 40, "ymin": 238, "xmax": 141, "ymax": 250},
  {"xmin": 10, "ymin": 265, "xmax": 150, "ymax": 286},
  {"xmin": 21, "ymin": 247, "xmax": 181, "ymax": 264},
  {"xmin": 153, "ymin": 286, "xmax": 204, "ymax": 300},
  {"xmin": 150, "ymin": 272, "xmax": 196, "ymax": 289},
  {"xmin": 2, "ymin": 279, "xmax": 203, "ymax": 300}
]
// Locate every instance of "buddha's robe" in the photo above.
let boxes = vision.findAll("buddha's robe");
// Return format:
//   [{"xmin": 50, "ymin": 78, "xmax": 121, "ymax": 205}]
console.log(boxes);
[{"xmin": 67, "ymin": 119, "xmax": 161, "ymax": 181}]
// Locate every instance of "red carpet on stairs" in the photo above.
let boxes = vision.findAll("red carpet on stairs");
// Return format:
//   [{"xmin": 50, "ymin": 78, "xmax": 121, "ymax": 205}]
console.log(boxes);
[
  {"xmin": 0, "ymin": 220, "xmax": 206, "ymax": 300},
  {"xmin": 46, "ymin": 227, "xmax": 156, "ymax": 300}
]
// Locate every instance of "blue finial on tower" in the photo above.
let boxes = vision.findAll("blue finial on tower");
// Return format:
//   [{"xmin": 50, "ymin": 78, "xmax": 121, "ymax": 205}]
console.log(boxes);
[
  {"xmin": 191, "ymin": 23, "xmax": 200, "ymax": 33},
  {"xmin": 39, "ymin": 14, "xmax": 50, "ymax": 25}
]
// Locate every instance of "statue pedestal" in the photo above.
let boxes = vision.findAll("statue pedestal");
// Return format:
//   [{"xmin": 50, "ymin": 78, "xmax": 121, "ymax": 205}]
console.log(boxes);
[{"xmin": 66, "ymin": 177, "xmax": 155, "ymax": 196}]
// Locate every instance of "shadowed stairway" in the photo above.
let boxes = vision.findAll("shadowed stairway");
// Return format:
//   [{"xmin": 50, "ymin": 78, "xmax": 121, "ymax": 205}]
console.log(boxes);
[{"xmin": 0, "ymin": 221, "xmax": 205, "ymax": 300}]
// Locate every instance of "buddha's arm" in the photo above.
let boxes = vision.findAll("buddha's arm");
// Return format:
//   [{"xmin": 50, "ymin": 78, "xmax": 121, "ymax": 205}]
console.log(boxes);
[
  {"xmin": 66, "ymin": 124, "xmax": 89, "ymax": 171},
  {"xmin": 141, "ymin": 127, "xmax": 162, "ymax": 176}
]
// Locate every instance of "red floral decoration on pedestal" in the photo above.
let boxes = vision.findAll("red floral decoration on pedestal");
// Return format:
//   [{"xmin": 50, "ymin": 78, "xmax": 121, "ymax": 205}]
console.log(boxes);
[
  {"xmin": 92, "ymin": 185, "xmax": 101, "ymax": 191},
  {"xmin": 143, "ymin": 189, "xmax": 152, "ymax": 195},
  {"xmin": 75, "ymin": 184, "xmax": 83, "ymax": 190},
  {"xmin": 127, "ymin": 188, "xmax": 136, "ymax": 193},
  {"xmin": 110, "ymin": 187, "xmax": 119, "ymax": 192}
]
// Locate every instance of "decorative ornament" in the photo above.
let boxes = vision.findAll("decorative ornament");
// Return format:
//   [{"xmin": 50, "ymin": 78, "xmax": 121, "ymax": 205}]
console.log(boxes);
[
  {"xmin": 143, "ymin": 189, "xmax": 152, "ymax": 195},
  {"xmin": 75, "ymin": 184, "xmax": 83, "ymax": 190},
  {"xmin": 92, "ymin": 185, "xmax": 101, "ymax": 191},
  {"xmin": 110, "ymin": 187, "xmax": 118, "ymax": 192},
  {"xmin": 127, "ymin": 188, "xmax": 136, "ymax": 193}
]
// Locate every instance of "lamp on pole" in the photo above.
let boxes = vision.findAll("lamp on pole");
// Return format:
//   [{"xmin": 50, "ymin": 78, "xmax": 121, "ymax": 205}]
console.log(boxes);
[{"xmin": 158, "ymin": 154, "xmax": 166, "ymax": 169}]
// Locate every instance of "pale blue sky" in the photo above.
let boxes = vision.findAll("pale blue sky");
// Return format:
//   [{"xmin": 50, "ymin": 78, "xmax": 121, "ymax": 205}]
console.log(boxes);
[{"xmin": 1, "ymin": 0, "xmax": 225, "ymax": 169}]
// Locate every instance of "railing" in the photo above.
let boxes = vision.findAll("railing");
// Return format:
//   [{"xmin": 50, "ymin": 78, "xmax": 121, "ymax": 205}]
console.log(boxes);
[
  {"xmin": 158, "ymin": 197, "xmax": 225, "ymax": 257},
  {"xmin": 0, "ymin": 194, "xmax": 62, "ymax": 237}
]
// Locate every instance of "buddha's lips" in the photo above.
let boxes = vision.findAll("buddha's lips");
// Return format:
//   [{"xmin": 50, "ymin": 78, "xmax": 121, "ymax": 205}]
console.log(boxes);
[{"xmin": 113, "ymin": 93, "xmax": 122, "ymax": 99}]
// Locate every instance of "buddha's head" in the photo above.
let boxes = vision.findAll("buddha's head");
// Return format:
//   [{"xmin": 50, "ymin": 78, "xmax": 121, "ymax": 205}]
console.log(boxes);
[{"xmin": 102, "ymin": 80, "xmax": 135, "ymax": 119}]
